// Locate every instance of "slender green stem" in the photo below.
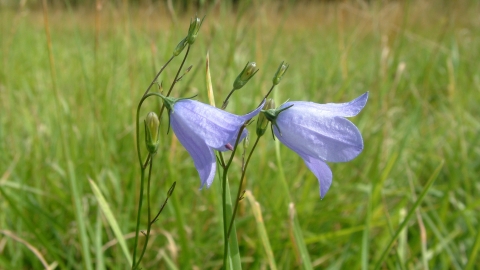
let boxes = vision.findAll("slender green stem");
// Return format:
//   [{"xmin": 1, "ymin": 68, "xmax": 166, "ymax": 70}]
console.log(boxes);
[
  {"xmin": 131, "ymin": 154, "xmax": 149, "ymax": 269},
  {"xmin": 135, "ymin": 58, "xmax": 173, "ymax": 169},
  {"xmin": 221, "ymin": 88, "xmax": 236, "ymax": 110},
  {"xmin": 159, "ymin": 45, "xmax": 191, "ymax": 120},
  {"xmin": 227, "ymin": 136, "xmax": 261, "ymax": 239},
  {"xmin": 132, "ymin": 90, "xmax": 155, "ymax": 268},
  {"xmin": 262, "ymin": 85, "xmax": 275, "ymax": 104},
  {"xmin": 221, "ymin": 158, "xmax": 229, "ymax": 269},
  {"xmin": 142, "ymin": 154, "xmax": 151, "ymax": 170},
  {"xmin": 373, "ymin": 161, "xmax": 443, "ymax": 270},
  {"xmin": 144, "ymin": 56, "xmax": 175, "ymax": 97},
  {"xmin": 132, "ymin": 44, "xmax": 188, "ymax": 268},
  {"xmin": 131, "ymin": 82, "xmax": 168, "ymax": 269},
  {"xmin": 152, "ymin": 182, "xmax": 176, "ymax": 223},
  {"xmin": 221, "ymin": 123, "xmax": 249, "ymax": 268},
  {"xmin": 134, "ymin": 154, "xmax": 155, "ymax": 269},
  {"xmin": 222, "ymin": 89, "xmax": 271, "ymax": 243},
  {"xmin": 225, "ymin": 124, "xmax": 248, "ymax": 169},
  {"xmin": 131, "ymin": 92, "xmax": 168, "ymax": 268},
  {"xmin": 218, "ymin": 151, "xmax": 226, "ymax": 168},
  {"xmin": 167, "ymin": 45, "xmax": 190, "ymax": 97}
]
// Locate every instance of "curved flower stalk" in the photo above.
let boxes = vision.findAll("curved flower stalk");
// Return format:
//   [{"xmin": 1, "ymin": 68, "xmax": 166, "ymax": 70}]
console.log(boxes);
[
  {"xmin": 161, "ymin": 96, "xmax": 265, "ymax": 188},
  {"xmin": 264, "ymin": 92, "xmax": 368, "ymax": 198}
]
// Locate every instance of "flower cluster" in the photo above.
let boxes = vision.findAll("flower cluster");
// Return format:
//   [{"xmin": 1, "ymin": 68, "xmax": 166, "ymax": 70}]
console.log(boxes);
[
  {"xmin": 141, "ymin": 16, "xmax": 368, "ymax": 199},
  {"xmin": 159, "ymin": 91, "xmax": 367, "ymax": 199},
  {"xmin": 133, "ymin": 15, "xmax": 369, "ymax": 269}
]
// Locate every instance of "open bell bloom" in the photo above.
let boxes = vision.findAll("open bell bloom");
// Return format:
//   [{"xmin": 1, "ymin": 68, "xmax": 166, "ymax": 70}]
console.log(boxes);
[
  {"xmin": 163, "ymin": 97, "xmax": 265, "ymax": 188},
  {"xmin": 265, "ymin": 92, "xmax": 368, "ymax": 198}
]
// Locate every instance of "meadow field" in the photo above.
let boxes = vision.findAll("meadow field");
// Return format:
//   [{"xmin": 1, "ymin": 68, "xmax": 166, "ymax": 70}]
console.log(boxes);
[{"xmin": 1, "ymin": 0, "xmax": 480, "ymax": 269}]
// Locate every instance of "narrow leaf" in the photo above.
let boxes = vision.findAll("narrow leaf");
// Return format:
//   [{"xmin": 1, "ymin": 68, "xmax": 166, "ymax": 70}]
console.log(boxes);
[
  {"xmin": 289, "ymin": 203, "xmax": 313, "ymax": 270},
  {"xmin": 206, "ymin": 51, "xmax": 215, "ymax": 107},
  {"xmin": 245, "ymin": 190, "xmax": 277, "ymax": 270},
  {"xmin": 374, "ymin": 160, "xmax": 444, "ymax": 270},
  {"xmin": 89, "ymin": 179, "xmax": 133, "ymax": 266}
]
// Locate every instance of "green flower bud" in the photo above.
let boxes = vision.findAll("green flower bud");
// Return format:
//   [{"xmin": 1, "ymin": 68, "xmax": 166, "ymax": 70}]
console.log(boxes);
[
  {"xmin": 167, "ymin": 182, "xmax": 176, "ymax": 197},
  {"xmin": 256, "ymin": 99, "xmax": 275, "ymax": 137},
  {"xmin": 233, "ymin": 62, "xmax": 259, "ymax": 90},
  {"xmin": 187, "ymin": 15, "xmax": 204, "ymax": 45},
  {"xmin": 273, "ymin": 61, "xmax": 289, "ymax": 85},
  {"xmin": 243, "ymin": 133, "xmax": 250, "ymax": 149},
  {"xmin": 173, "ymin": 37, "xmax": 188, "ymax": 56},
  {"xmin": 144, "ymin": 112, "xmax": 160, "ymax": 154}
]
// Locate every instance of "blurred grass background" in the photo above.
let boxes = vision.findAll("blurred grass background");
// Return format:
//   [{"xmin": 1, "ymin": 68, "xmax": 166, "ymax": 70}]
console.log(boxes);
[{"xmin": 1, "ymin": 0, "xmax": 480, "ymax": 269}]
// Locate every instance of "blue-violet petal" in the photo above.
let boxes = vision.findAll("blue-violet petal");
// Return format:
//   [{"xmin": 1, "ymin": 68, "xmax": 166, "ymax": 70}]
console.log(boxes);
[
  {"xmin": 274, "ymin": 110, "xmax": 363, "ymax": 162},
  {"xmin": 302, "ymin": 155, "xmax": 333, "ymax": 199},
  {"xmin": 170, "ymin": 110, "xmax": 217, "ymax": 188},
  {"xmin": 286, "ymin": 92, "xmax": 368, "ymax": 118}
]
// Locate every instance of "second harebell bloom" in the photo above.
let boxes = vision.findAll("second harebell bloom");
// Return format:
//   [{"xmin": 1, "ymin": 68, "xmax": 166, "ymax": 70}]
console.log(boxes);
[
  {"xmin": 160, "ymin": 96, "xmax": 265, "ymax": 188},
  {"xmin": 263, "ymin": 92, "xmax": 368, "ymax": 198}
]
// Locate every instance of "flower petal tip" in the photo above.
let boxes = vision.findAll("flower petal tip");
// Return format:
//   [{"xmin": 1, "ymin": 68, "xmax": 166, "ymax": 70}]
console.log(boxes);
[
  {"xmin": 302, "ymin": 156, "xmax": 333, "ymax": 199},
  {"xmin": 356, "ymin": 92, "xmax": 369, "ymax": 109}
]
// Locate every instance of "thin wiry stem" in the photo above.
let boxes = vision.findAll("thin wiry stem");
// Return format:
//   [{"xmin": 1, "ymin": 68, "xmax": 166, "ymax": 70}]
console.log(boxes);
[
  {"xmin": 131, "ymin": 153, "xmax": 149, "ymax": 269},
  {"xmin": 136, "ymin": 57, "xmax": 174, "ymax": 171},
  {"xmin": 159, "ymin": 45, "xmax": 191, "ymax": 120},
  {"xmin": 227, "ymin": 136, "xmax": 261, "ymax": 239},
  {"xmin": 221, "ymin": 88, "xmax": 236, "ymax": 110},
  {"xmin": 262, "ymin": 84, "xmax": 275, "ymax": 105},
  {"xmin": 167, "ymin": 45, "xmax": 190, "ymax": 97},
  {"xmin": 152, "ymin": 182, "xmax": 176, "ymax": 223},
  {"xmin": 132, "ymin": 94, "xmax": 154, "ymax": 269},
  {"xmin": 221, "ymin": 122, "xmax": 249, "ymax": 268},
  {"xmin": 133, "ymin": 154, "xmax": 154, "ymax": 269},
  {"xmin": 221, "ymin": 158, "xmax": 229, "ymax": 268},
  {"xmin": 132, "ymin": 55, "xmax": 175, "ymax": 269},
  {"xmin": 143, "ymin": 56, "xmax": 175, "ymax": 97}
]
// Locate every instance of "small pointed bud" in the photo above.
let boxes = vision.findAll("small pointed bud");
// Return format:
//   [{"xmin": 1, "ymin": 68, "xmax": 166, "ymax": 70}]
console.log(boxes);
[
  {"xmin": 167, "ymin": 182, "xmax": 176, "ymax": 197},
  {"xmin": 187, "ymin": 15, "xmax": 204, "ymax": 45},
  {"xmin": 243, "ymin": 133, "xmax": 250, "ymax": 149},
  {"xmin": 173, "ymin": 37, "xmax": 188, "ymax": 56},
  {"xmin": 233, "ymin": 62, "xmax": 259, "ymax": 90},
  {"xmin": 144, "ymin": 112, "xmax": 160, "ymax": 154},
  {"xmin": 225, "ymin": 143, "xmax": 234, "ymax": 151},
  {"xmin": 256, "ymin": 99, "xmax": 275, "ymax": 137},
  {"xmin": 273, "ymin": 61, "xmax": 289, "ymax": 85}
]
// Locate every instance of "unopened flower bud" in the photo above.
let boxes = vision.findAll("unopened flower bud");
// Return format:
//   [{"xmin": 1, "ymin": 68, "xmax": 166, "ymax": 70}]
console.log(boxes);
[
  {"xmin": 187, "ymin": 15, "xmax": 204, "ymax": 45},
  {"xmin": 167, "ymin": 182, "xmax": 176, "ymax": 197},
  {"xmin": 243, "ymin": 133, "xmax": 250, "ymax": 149},
  {"xmin": 273, "ymin": 61, "xmax": 289, "ymax": 85},
  {"xmin": 256, "ymin": 99, "xmax": 275, "ymax": 137},
  {"xmin": 173, "ymin": 37, "xmax": 188, "ymax": 56},
  {"xmin": 233, "ymin": 62, "xmax": 259, "ymax": 90},
  {"xmin": 145, "ymin": 112, "xmax": 160, "ymax": 154}
]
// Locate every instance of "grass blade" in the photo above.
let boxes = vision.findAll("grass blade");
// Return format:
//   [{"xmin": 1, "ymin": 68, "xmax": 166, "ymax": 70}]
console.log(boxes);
[
  {"xmin": 89, "ymin": 179, "xmax": 133, "ymax": 266},
  {"xmin": 465, "ymin": 225, "xmax": 480, "ymax": 270},
  {"xmin": 289, "ymin": 203, "xmax": 313, "ymax": 270},
  {"xmin": 67, "ymin": 161, "xmax": 93, "ymax": 270},
  {"xmin": 94, "ymin": 208, "xmax": 105, "ymax": 270},
  {"xmin": 225, "ymin": 180, "xmax": 242, "ymax": 270},
  {"xmin": 205, "ymin": 51, "xmax": 215, "ymax": 107},
  {"xmin": 245, "ymin": 190, "xmax": 277, "ymax": 270},
  {"xmin": 374, "ymin": 160, "xmax": 444, "ymax": 269}
]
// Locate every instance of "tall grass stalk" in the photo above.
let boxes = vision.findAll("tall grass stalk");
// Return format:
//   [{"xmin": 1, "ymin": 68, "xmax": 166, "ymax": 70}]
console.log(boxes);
[
  {"xmin": 374, "ymin": 161, "xmax": 444, "ymax": 269},
  {"xmin": 42, "ymin": 0, "xmax": 93, "ymax": 269}
]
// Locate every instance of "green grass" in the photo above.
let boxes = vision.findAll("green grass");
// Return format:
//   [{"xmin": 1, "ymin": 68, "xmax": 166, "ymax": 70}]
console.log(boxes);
[{"xmin": 1, "ymin": 0, "xmax": 480, "ymax": 269}]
